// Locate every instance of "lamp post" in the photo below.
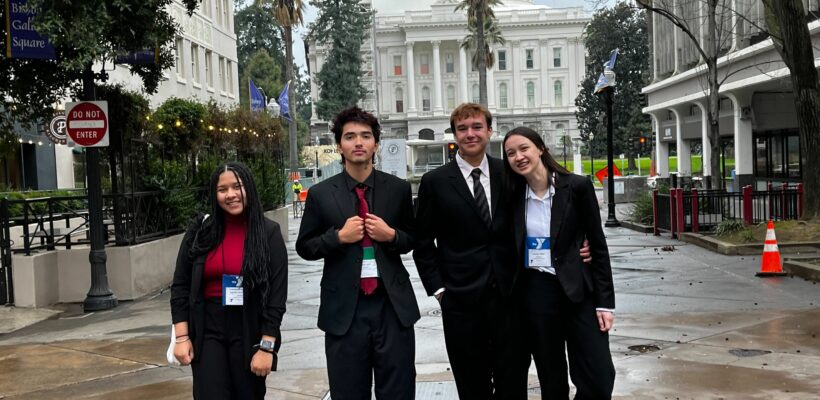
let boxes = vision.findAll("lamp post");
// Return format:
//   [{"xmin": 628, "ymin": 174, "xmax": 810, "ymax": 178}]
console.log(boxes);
[
  {"xmin": 598, "ymin": 68, "xmax": 620, "ymax": 227},
  {"xmin": 589, "ymin": 133, "xmax": 595, "ymax": 178}
]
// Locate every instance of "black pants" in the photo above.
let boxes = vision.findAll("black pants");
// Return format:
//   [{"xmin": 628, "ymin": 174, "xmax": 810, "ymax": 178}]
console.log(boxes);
[
  {"xmin": 191, "ymin": 298, "xmax": 266, "ymax": 400},
  {"xmin": 522, "ymin": 269, "xmax": 615, "ymax": 400},
  {"xmin": 441, "ymin": 284, "xmax": 529, "ymax": 400},
  {"xmin": 325, "ymin": 286, "xmax": 416, "ymax": 400}
]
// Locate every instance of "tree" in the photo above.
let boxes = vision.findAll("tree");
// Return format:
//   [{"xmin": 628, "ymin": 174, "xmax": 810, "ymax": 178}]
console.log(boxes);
[
  {"xmin": 235, "ymin": 3, "xmax": 286, "ymax": 82},
  {"xmin": 461, "ymin": 16, "xmax": 505, "ymax": 73},
  {"xmin": 0, "ymin": 0, "xmax": 199, "ymax": 137},
  {"xmin": 308, "ymin": 0, "xmax": 372, "ymax": 121},
  {"xmin": 238, "ymin": 49, "xmax": 284, "ymax": 108},
  {"xmin": 576, "ymin": 2, "xmax": 651, "ymax": 171},
  {"xmin": 456, "ymin": 0, "xmax": 503, "ymax": 106},
  {"xmin": 762, "ymin": 0, "xmax": 820, "ymax": 219},
  {"xmin": 257, "ymin": 0, "xmax": 304, "ymax": 174}
]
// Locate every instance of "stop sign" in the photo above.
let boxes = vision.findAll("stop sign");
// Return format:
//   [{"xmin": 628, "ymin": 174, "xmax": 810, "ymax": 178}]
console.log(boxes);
[{"xmin": 66, "ymin": 101, "xmax": 109, "ymax": 147}]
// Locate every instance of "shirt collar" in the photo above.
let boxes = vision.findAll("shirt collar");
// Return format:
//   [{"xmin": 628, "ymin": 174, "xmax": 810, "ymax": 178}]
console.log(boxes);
[
  {"xmin": 343, "ymin": 169, "xmax": 375, "ymax": 192},
  {"xmin": 455, "ymin": 151, "xmax": 489, "ymax": 179},
  {"xmin": 526, "ymin": 180, "xmax": 555, "ymax": 201}
]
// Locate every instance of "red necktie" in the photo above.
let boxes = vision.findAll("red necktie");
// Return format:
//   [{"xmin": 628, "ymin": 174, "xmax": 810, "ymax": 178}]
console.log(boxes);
[{"xmin": 355, "ymin": 186, "xmax": 378, "ymax": 295}]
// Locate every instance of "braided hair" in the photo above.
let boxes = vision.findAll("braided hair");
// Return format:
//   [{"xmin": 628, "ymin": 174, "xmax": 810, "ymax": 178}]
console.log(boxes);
[{"xmin": 190, "ymin": 162, "xmax": 272, "ymax": 304}]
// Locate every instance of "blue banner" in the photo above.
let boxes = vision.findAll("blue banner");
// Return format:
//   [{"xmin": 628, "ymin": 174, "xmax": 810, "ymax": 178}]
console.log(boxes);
[
  {"xmin": 594, "ymin": 48, "xmax": 619, "ymax": 93},
  {"xmin": 249, "ymin": 79, "xmax": 265, "ymax": 112},
  {"xmin": 278, "ymin": 82, "xmax": 291, "ymax": 122},
  {"xmin": 115, "ymin": 48, "xmax": 158, "ymax": 65},
  {"xmin": 5, "ymin": 0, "xmax": 56, "ymax": 59}
]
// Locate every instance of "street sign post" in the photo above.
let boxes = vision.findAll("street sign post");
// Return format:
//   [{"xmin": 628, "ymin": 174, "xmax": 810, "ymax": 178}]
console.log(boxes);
[{"xmin": 66, "ymin": 101, "xmax": 110, "ymax": 147}]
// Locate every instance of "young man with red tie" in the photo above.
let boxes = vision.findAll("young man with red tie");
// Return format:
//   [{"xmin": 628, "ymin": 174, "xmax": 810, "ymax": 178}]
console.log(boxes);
[{"xmin": 296, "ymin": 106, "xmax": 420, "ymax": 399}]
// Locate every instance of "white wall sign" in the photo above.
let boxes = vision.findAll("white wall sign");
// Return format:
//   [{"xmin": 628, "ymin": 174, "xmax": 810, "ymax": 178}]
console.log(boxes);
[{"xmin": 378, "ymin": 139, "xmax": 407, "ymax": 179}]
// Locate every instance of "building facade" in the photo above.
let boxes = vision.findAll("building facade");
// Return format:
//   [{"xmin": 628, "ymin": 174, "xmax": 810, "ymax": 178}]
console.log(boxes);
[
  {"xmin": 643, "ymin": 0, "xmax": 820, "ymax": 190},
  {"xmin": 307, "ymin": 0, "xmax": 588, "ymax": 178}
]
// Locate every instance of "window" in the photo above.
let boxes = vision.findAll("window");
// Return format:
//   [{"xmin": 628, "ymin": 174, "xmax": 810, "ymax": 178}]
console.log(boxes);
[
  {"xmin": 395, "ymin": 88, "xmax": 404, "ymax": 113},
  {"xmin": 446, "ymin": 53, "xmax": 454, "ymax": 73},
  {"xmin": 205, "ymin": 50, "xmax": 213, "ymax": 87},
  {"xmin": 218, "ymin": 56, "xmax": 226, "ymax": 92},
  {"xmin": 222, "ymin": 0, "xmax": 230, "ymax": 29},
  {"xmin": 554, "ymin": 80, "xmax": 563, "ymax": 106},
  {"xmin": 191, "ymin": 44, "xmax": 201, "ymax": 84},
  {"xmin": 393, "ymin": 55, "xmax": 402, "ymax": 75},
  {"xmin": 215, "ymin": 0, "xmax": 222, "ymax": 26},
  {"xmin": 422, "ymin": 86, "xmax": 431, "ymax": 111},
  {"xmin": 175, "ymin": 37, "xmax": 185, "ymax": 78},
  {"xmin": 526, "ymin": 49, "xmax": 534, "ymax": 69},
  {"xmin": 420, "ymin": 54, "xmax": 429, "ymax": 75},
  {"xmin": 472, "ymin": 84, "xmax": 479, "ymax": 103},
  {"xmin": 499, "ymin": 83, "xmax": 508, "ymax": 109},
  {"xmin": 203, "ymin": 0, "xmax": 211, "ymax": 18},
  {"xmin": 553, "ymin": 47, "xmax": 562, "ymax": 68},
  {"xmin": 226, "ymin": 60, "xmax": 233, "ymax": 94},
  {"xmin": 471, "ymin": 52, "xmax": 477, "ymax": 71},
  {"xmin": 498, "ymin": 50, "xmax": 507, "ymax": 70},
  {"xmin": 527, "ymin": 81, "xmax": 535, "ymax": 107},
  {"xmin": 446, "ymin": 85, "xmax": 455, "ymax": 110}
]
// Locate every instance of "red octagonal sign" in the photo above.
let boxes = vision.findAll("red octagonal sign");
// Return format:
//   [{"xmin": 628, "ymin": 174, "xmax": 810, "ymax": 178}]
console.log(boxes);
[{"xmin": 66, "ymin": 101, "xmax": 109, "ymax": 147}]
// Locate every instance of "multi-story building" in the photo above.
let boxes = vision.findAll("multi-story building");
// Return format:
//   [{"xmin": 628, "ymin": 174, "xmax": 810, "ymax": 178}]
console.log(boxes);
[
  {"xmin": 643, "ymin": 0, "xmax": 820, "ymax": 190},
  {"xmin": 307, "ymin": 0, "xmax": 588, "ymax": 178}
]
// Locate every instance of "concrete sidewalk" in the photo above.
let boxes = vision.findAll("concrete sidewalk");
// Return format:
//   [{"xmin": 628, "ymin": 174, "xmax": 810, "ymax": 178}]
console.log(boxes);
[{"xmin": 2, "ymin": 202, "xmax": 820, "ymax": 399}]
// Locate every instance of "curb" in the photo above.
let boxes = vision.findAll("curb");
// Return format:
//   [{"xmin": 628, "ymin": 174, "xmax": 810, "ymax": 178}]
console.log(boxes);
[
  {"xmin": 678, "ymin": 232, "xmax": 820, "ymax": 256},
  {"xmin": 619, "ymin": 220, "xmax": 654, "ymax": 234},
  {"xmin": 783, "ymin": 259, "xmax": 820, "ymax": 282}
]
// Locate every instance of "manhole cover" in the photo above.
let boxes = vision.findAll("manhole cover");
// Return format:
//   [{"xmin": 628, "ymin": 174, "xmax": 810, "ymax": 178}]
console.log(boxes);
[
  {"xmin": 729, "ymin": 348, "xmax": 772, "ymax": 357},
  {"xmin": 628, "ymin": 344, "xmax": 661, "ymax": 353},
  {"xmin": 428, "ymin": 308, "xmax": 442, "ymax": 317}
]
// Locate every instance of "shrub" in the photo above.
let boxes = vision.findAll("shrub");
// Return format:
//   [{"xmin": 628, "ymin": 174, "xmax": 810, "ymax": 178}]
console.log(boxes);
[
  {"xmin": 715, "ymin": 219, "xmax": 745, "ymax": 237},
  {"xmin": 629, "ymin": 190, "xmax": 654, "ymax": 225}
]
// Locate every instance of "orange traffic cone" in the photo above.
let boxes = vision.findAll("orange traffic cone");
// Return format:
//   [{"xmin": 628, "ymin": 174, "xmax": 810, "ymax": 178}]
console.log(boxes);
[{"xmin": 756, "ymin": 220, "xmax": 787, "ymax": 277}]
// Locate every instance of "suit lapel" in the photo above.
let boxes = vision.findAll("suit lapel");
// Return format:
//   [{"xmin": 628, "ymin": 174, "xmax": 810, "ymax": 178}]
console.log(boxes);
[
  {"xmin": 371, "ymin": 171, "xmax": 388, "ymax": 217},
  {"xmin": 331, "ymin": 174, "xmax": 356, "ymax": 219},
  {"xmin": 550, "ymin": 174, "xmax": 570, "ymax": 248},
  {"xmin": 447, "ymin": 161, "xmax": 482, "ymax": 218},
  {"xmin": 489, "ymin": 156, "xmax": 502, "ymax": 223},
  {"xmin": 513, "ymin": 190, "xmax": 526, "ymax": 260}
]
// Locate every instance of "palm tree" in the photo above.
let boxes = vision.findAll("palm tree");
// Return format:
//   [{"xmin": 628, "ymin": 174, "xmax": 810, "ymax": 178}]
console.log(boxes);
[
  {"xmin": 461, "ymin": 17, "xmax": 505, "ymax": 72},
  {"xmin": 257, "ymin": 0, "xmax": 304, "ymax": 174},
  {"xmin": 456, "ymin": 0, "xmax": 504, "ymax": 106}
]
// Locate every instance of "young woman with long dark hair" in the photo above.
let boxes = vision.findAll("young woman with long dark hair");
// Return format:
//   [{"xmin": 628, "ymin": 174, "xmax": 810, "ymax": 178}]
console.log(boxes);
[
  {"xmin": 503, "ymin": 127, "xmax": 616, "ymax": 399},
  {"xmin": 171, "ymin": 162, "xmax": 287, "ymax": 399}
]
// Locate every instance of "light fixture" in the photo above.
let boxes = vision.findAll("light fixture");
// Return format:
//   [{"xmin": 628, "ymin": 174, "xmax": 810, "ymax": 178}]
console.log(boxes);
[{"xmin": 158, "ymin": 124, "xmax": 164, "ymax": 130}]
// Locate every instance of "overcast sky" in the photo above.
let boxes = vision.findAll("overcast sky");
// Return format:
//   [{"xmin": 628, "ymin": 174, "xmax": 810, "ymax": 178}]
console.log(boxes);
[{"xmin": 291, "ymin": 0, "xmax": 608, "ymax": 74}]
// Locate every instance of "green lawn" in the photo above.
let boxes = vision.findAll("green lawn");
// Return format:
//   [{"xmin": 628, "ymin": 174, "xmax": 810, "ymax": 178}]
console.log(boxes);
[{"xmin": 557, "ymin": 156, "xmax": 737, "ymax": 186}]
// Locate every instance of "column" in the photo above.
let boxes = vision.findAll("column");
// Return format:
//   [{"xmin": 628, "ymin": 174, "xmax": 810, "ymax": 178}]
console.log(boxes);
[
  {"xmin": 673, "ymin": 11, "xmax": 682, "ymax": 73},
  {"xmin": 650, "ymin": 113, "xmax": 669, "ymax": 177},
  {"xmin": 728, "ymin": 92, "xmax": 754, "ymax": 188},
  {"xmin": 459, "ymin": 43, "xmax": 468, "ymax": 103},
  {"xmin": 511, "ymin": 41, "xmax": 523, "ymax": 109},
  {"xmin": 432, "ymin": 40, "xmax": 443, "ymax": 114},
  {"xmin": 673, "ymin": 108, "xmax": 691, "ymax": 176},
  {"xmin": 695, "ymin": 101, "xmax": 712, "ymax": 178},
  {"xmin": 568, "ymin": 38, "xmax": 578, "ymax": 101},
  {"xmin": 539, "ymin": 39, "xmax": 550, "ymax": 107},
  {"xmin": 406, "ymin": 42, "xmax": 417, "ymax": 115},
  {"xmin": 487, "ymin": 60, "xmax": 496, "ymax": 111}
]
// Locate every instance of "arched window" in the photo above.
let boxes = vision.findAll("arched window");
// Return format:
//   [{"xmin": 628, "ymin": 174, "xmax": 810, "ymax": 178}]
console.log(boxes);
[
  {"xmin": 499, "ymin": 83, "xmax": 508, "ymax": 109},
  {"xmin": 446, "ymin": 85, "xmax": 456, "ymax": 110},
  {"xmin": 471, "ymin": 84, "xmax": 480, "ymax": 103},
  {"xmin": 527, "ymin": 81, "xmax": 535, "ymax": 108},
  {"xmin": 419, "ymin": 128, "xmax": 434, "ymax": 140},
  {"xmin": 422, "ymin": 86, "xmax": 431, "ymax": 111},
  {"xmin": 395, "ymin": 87, "xmax": 404, "ymax": 113},
  {"xmin": 554, "ymin": 80, "xmax": 563, "ymax": 106}
]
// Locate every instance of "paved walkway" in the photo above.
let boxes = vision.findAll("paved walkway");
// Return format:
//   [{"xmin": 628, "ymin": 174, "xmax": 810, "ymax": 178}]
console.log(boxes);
[{"xmin": 1, "ymin": 199, "xmax": 820, "ymax": 399}]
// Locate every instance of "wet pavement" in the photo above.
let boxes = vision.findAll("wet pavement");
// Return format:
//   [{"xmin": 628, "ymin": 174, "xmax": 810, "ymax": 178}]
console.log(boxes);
[{"xmin": 2, "ymin": 200, "xmax": 820, "ymax": 399}]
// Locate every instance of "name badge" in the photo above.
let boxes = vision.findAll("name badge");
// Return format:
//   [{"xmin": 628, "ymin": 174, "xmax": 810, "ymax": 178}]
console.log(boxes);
[
  {"xmin": 360, "ymin": 247, "xmax": 379, "ymax": 278},
  {"xmin": 526, "ymin": 236, "xmax": 551, "ymax": 268},
  {"xmin": 222, "ymin": 274, "xmax": 244, "ymax": 306}
]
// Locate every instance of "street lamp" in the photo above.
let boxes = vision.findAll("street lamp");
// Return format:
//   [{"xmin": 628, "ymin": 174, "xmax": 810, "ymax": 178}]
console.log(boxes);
[
  {"xmin": 596, "ymin": 51, "xmax": 620, "ymax": 227},
  {"xmin": 588, "ymin": 133, "xmax": 595, "ymax": 178}
]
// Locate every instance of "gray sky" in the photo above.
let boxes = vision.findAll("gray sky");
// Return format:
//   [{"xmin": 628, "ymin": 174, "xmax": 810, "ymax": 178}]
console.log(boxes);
[{"xmin": 292, "ymin": 0, "xmax": 606, "ymax": 74}]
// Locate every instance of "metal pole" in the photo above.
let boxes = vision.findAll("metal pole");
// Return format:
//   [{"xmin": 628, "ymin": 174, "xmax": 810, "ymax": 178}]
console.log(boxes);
[
  {"xmin": 604, "ymin": 88, "xmax": 620, "ymax": 227},
  {"xmin": 82, "ymin": 65, "xmax": 118, "ymax": 311}
]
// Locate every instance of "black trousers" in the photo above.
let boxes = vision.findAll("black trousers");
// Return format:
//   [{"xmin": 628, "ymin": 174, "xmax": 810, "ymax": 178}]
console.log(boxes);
[
  {"xmin": 522, "ymin": 269, "xmax": 615, "ymax": 400},
  {"xmin": 191, "ymin": 298, "xmax": 266, "ymax": 400},
  {"xmin": 325, "ymin": 286, "xmax": 416, "ymax": 400},
  {"xmin": 441, "ymin": 284, "xmax": 529, "ymax": 400}
]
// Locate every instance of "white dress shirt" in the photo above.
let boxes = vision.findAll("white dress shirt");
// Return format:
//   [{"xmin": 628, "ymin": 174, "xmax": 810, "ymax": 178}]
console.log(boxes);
[
  {"xmin": 525, "ymin": 184, "xmax": 556, "ymax": 275},
  {"xmin": 455, "ymin": 152, "xmax": 492, "ymax": 217}
]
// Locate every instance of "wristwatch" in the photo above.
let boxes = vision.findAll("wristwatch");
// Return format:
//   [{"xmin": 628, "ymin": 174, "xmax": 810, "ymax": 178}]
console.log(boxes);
[{"xmin": 255, "ymin": 339, "xmax": 276, "ymax": 353}]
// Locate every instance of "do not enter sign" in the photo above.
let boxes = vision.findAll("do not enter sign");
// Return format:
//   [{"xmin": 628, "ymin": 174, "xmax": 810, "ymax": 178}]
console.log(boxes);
[{"xmin": 66, "ymin": 101, "xmax": 109, "ymax": 147}]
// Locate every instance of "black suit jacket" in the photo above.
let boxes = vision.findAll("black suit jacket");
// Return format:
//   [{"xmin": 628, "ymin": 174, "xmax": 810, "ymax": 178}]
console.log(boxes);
[
  {"xmin": 512, "ymin": 173, "xmax": 615, "ymax": 309},
  {"xmin": 414, "ymin": 157, "xmax": 517, "ymax": 304},
  {"xmin": 170, "ymin": 217, "xmax": 288, "ymax": 366},
  {"xmin": 295, "ymin": 170, "xmax": 421, "ymax": 336}
]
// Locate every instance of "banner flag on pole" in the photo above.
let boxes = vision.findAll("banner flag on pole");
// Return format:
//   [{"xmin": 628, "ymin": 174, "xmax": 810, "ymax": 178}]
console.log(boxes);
[
  {"xmin": 249, "ymin": 79, "xmax": 265, "ymax": 112},
  {"xmin": 594, "ymin": 48, "xmax": 619, "ymax": 93},
  {"xmin": 278, "ymin": 82, "xmax": 291, "ymax": 123}
]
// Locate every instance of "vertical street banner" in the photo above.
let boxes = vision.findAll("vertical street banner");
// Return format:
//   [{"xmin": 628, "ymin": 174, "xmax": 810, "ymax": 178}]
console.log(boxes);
[
  {"xmin": 249, "ymin": 79, "xmax": 265, "ymax": 112},
  {"xmin": 378, "ymin": 139, "xmax": 407, "ymax": 179},
  {"xmin": 278, "ymin": 82, "xmax": 291, "ymax": 122},
  {"xmin": 5, "ymin": 0, "xmax": 56, "ymax": 59}
]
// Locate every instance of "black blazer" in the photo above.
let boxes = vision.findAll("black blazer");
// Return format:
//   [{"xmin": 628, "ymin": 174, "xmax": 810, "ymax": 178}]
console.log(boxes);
[
  {"xmin": 512, "ymin": 173, "xmax": 615, "ymax": 309},
  {"xmin": 295, "ymin": 170, "xmax": 420, "ymax": 336},
  {"xmin": 414, "ymin": 157, "xmax": 517, "ymax": 304},
  {"xmin": 170, "ymin": 217, "xmax": 288, "ymax": 366}
]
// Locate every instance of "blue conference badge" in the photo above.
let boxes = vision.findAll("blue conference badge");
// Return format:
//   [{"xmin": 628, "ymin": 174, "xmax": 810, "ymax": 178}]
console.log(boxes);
[
  {"xmin": 222, "ymin": 275, "xmax": 244, "ymax": 306},
  {"xmin": 526, "ymin": 236, "xmax": 551, "ymax": 268}
]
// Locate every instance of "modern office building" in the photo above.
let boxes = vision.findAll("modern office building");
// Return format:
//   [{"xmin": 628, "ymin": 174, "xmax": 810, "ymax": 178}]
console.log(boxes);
[
  {"xmin": 643, "ymin": 0, "xmax": 820, "ymax": 189},
  {"xmin": 307, "ymin": 0, "xmax": 588, "ymax": 178}
]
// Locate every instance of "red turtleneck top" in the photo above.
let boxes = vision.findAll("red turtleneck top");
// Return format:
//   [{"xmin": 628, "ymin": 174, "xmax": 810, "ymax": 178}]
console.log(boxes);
[{"xmin": 203, "ymin": 214, "xmax": 247, "ymax": 298}]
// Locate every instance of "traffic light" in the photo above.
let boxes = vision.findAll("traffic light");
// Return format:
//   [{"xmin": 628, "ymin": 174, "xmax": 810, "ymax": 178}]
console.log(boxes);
[
  {"xmin": 639, "ymin": 136, "xmax": 646, "ymax": 153},
  {"xmin": 447, "ymin": 143, "xmax": 458, "ymax": 161}
]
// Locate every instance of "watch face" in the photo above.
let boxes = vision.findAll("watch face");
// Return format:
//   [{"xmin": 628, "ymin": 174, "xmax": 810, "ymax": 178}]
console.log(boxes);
[{"xmin": 388, "ymin": 144, "xmax": 399, "ymax": 155}]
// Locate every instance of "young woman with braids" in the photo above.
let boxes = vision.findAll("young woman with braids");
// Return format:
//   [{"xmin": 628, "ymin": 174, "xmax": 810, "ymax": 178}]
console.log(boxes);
[{"xmin": 171, "ymin": 162, "xmax": 288, "ymax": 399}]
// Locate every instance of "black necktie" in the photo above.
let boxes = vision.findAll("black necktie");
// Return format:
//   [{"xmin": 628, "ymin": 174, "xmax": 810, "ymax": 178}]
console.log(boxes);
[{"xmin": 470, "ymin": 168, "xmax": 491, "ymax": 228}]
